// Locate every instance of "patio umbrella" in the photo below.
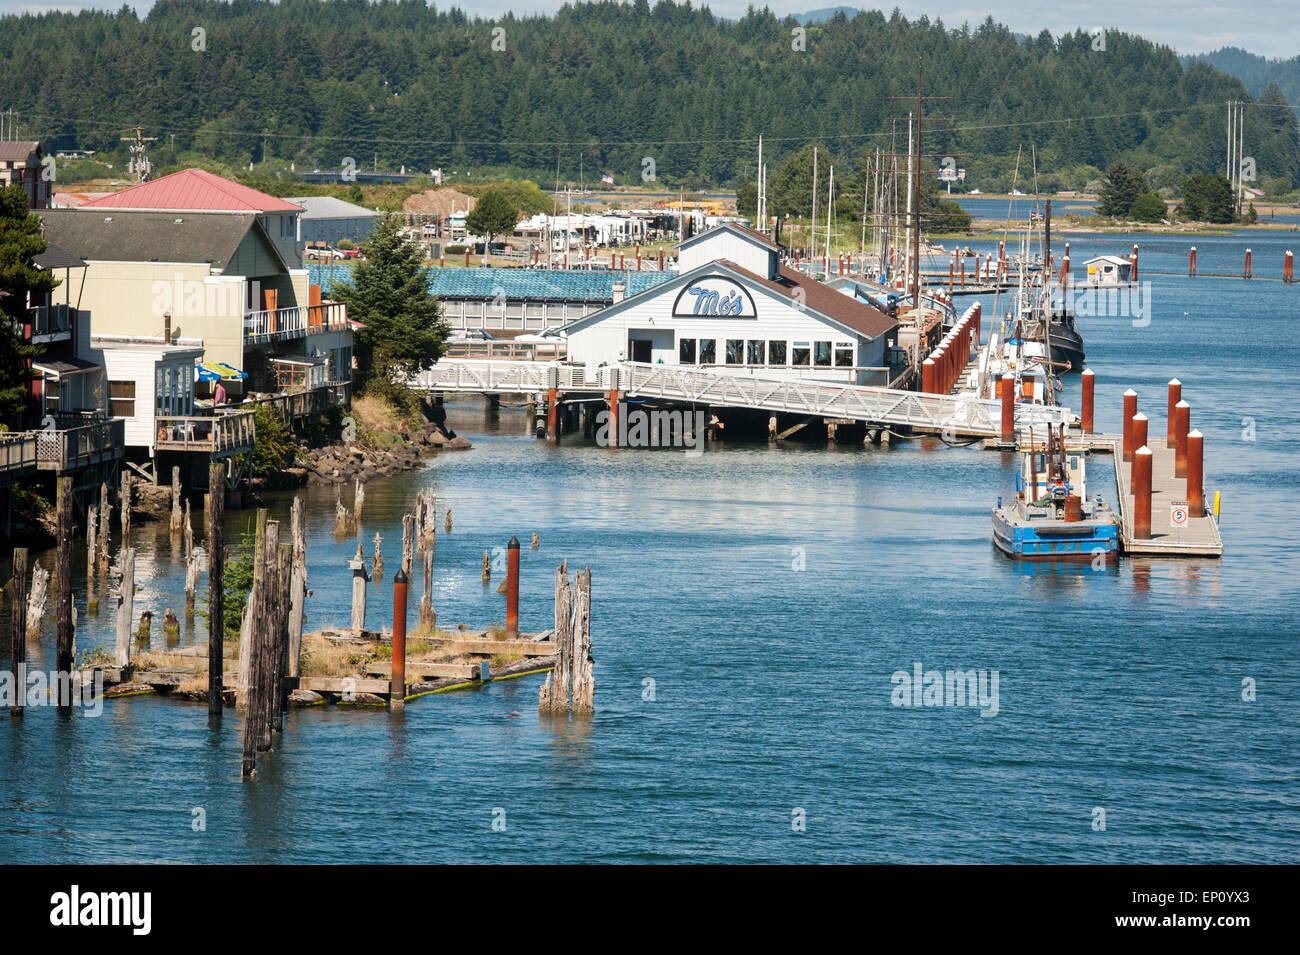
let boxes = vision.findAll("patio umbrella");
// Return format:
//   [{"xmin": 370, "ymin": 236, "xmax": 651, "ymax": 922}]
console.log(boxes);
[{"xmin": 198, "ymin": 361, "xmax": 247, "ymax": 380}]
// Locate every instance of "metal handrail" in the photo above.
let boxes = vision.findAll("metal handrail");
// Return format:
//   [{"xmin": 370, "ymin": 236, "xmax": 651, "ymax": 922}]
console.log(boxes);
[{"xmin": 244, "ymin": 306, "xmax": 308, "ymax": 343}]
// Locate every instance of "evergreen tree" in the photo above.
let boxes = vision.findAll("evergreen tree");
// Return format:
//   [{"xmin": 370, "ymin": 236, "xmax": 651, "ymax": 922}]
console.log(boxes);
[
  {"xmin": 1098, "ymin": 162, "xmax": 1148, "ymax": 217},
  {"xmin": 464, "ymin": 188, "xmax": 521, "ymax": 247},
  {"xmin": 1129, "ymin": 192, "xmax": 1168, "ymax": 222},
  {"xmin": 332, "ymin": 215, "xmax": 449, "ymax": 396},
  {"xmin": 1179, "ymin": 175, "xmax": 1234, "ymax": 222},
  {"xmin": 0, "ymin": 185, "xmax": 56, "ymax": 429}
]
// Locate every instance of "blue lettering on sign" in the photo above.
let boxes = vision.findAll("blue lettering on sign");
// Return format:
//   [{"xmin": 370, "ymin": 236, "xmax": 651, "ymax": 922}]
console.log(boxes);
[{"xmin": 686, "ymin": 286, "xmax": 744, "ymax": 315}]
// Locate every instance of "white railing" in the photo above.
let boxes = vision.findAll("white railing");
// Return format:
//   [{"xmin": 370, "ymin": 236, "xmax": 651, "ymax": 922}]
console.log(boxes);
[
  {"xmin": 244, "ymin": 306, "xmax": 308, "ymax": 343},
  {"xmin": 28, "ymin": 304, "xmax": 73, "ymax": 340},
  {"xmin": 409, "ymin": 359, "xmax": 1072, "ymax": 437}
]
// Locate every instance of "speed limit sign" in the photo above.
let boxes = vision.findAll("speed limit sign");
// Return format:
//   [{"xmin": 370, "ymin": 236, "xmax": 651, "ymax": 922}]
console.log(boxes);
[{"xmin": 1170, "ymin": 501, "xmax": 1189, "ymax": 527}]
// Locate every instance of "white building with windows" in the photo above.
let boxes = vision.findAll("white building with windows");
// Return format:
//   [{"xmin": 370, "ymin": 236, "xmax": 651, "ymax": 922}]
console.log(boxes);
[{"xmin": 561, "ymin": 223, "xmax": 898, "ymax": 385}]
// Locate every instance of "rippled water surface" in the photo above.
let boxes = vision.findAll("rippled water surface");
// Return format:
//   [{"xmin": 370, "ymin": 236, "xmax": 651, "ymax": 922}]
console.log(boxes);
[{"xmin": 2, "ymin": 230, "xmax": 1297, "ymax": 863}]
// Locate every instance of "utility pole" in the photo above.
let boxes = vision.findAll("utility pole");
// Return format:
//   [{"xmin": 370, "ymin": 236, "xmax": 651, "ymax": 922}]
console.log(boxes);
[{"xmin": 120, "ymin": 127, "xmax": 157, "ymax": 184}]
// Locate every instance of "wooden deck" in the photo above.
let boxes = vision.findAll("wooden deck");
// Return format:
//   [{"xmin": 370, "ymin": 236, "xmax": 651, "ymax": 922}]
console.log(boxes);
[
  {"xmin": 155, "ymin": 410, "xmax": 256, "ymax": 457},
  {"xmin": 1108, "ymin": 435, "xmax": 1223, "ymax": 557}
]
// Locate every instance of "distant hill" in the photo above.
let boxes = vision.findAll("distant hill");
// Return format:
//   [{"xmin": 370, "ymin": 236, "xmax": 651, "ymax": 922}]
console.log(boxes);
[
  {"xmin": 788, "ymin": 6, "xmax": 863, "ymax": 24},
  {"xmin": 0, "ymin": 0, "xmax": 1294, "ymax": 193},
  {"xmin": 1186, "ymin": 47, "xmax": 1300, "ymax": 104}
]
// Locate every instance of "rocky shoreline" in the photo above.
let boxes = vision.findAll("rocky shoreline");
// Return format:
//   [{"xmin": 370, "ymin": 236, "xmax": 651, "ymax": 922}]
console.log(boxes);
[{"xmin": 284, "ymin": 419, "xmax": 472, "ymax": 488}]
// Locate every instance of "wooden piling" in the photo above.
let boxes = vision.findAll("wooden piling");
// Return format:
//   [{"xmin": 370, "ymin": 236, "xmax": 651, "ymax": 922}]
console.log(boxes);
[
  {"xmin": 236, "ymin": 509, "xmax": 268, "ymax": 711},
  {"xmin": 184, "ymin": 499, "xmax": 194, "ymax": 560},
  {"xmin": 531, "ymin": 532, "xmax": 539, "ymax": 550},
  {"xmin": 354, "ymin": 478, "xmax": 365, "ymax": 520},
  {"xmin": 420, "ymin": 548, "xmax": 434, "ymax": 630},
  {"xmin": 26, "ymin": 560, "xmax": 49, "ymax": 639},
  {"xmin": 372, "ymin": 533, "xmax": 384, "ymax": 577},
  {"xmin": 571, "ymin": 568, "xmax": 594, "ymax": 717},
  {"xmin": 114, "ymin": 548, "xmax": 135, "ymax": 666},
  {"xmin": 1122, "ymin": 390, "xmax": 1138, "ymax": 462},
  {"xmin": 170, "ymin": 466, "xmax": 183, "ymax": 535},
  {"xmin": 1174, "ymin": 401, "xmax": 1190, "ymax": 477},
  {"xmin": 402, "ymin": 513, "xmax": 415, "ymax": 576},
  {"xmin": 444, "ymin": 507, "xmax": 452, "ymax": 533},
  {"xmin": 1000, "ymin": 373, "xmax": 1014, "ymax": 444},
  {"xmin": 391, "ymin": 567, "xmax": 408, "ymax": 710},
  {"xmin": 271, "ymin": 541, "xmax": 290, "ymax": 734},
  {"xmin": 506, "ymin": 537, "xmax": 520, "ymax": 637},
  {"xmin": 1166, "ymin": 379, "xmax": 1182, "ymax": 446},
  {"xmin": 98, "ymin": 482, "xmax": 110, "ymax": 571},
  {"xmin": 55, "ymin": 477, "xmax": 73, "ymax": 705},
  {"xmin": 185, "ymin": 549, "xmax": 201, "ymax": 609},
  {"xmin": 350, "ymin": 542, "xmax": 369, "ymax": 632},
  {"xmin": 207, "ymin": 461, "xmax": 225, "ymax": 716},
  {"xmin": 86, "ymin": 503, "xmax": 98, "ymax": 585},
  {"xmin": 120, "ymin": 471, "xmax": 131, "ymax": 540},
  {"xmin": 10, "ymin": 548, "xmax": 27, "ymax": 719},
  {"xmin": 1130, "ymin": 413, "xmax": 1148, "ymax": 487},
  {"xmin": 482, "ymin": 551, "xmax": 491, "ymax": 582},
  {"xmin": 288, "ymin": 496, "xmax": 306, "ymax": 679},
  {"xmin": 539, "ymin": 561, "xmax": 572, "ymax": 714}
]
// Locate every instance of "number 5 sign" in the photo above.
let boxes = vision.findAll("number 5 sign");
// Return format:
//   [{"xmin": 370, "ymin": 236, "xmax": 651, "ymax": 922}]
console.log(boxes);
[{"xmin": 1170, "ymin": 501, "xmax": 1189, "ymax": 527}]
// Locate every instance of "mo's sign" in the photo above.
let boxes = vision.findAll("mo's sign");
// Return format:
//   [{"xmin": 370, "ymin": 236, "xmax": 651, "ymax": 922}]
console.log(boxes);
[{"xmin": 672, "ymin": 276, "xmax": 757, "ymax": 318}]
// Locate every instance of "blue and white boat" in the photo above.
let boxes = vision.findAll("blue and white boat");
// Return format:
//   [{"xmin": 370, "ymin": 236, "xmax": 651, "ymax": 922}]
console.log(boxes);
[{"xmin": 992, "ymin": 425, "xmax": 1119, "ymax": 562}]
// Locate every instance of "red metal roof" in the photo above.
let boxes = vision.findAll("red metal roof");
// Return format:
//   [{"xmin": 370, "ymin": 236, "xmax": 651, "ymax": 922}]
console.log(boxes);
[{"xmin": 83, "ymin": 168, "xmax": 303, "ymax": 214}]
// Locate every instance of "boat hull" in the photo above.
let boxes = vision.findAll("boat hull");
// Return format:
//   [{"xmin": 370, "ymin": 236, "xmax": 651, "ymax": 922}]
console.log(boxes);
[{"xmin": 991, "ymin": 505, "xmax": 1119, "ymax": 561}]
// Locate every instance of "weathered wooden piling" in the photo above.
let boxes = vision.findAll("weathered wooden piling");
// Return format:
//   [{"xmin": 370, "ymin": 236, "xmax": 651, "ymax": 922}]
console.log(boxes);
[
  {"xmin": 350, "ymin": 542, "xmax": 369, "ymax": 632},
  {"xmin": 185, "ymin": 549, "xmax": 201, "ymax": 608},
  {"xmin": 419, "ymin": 548, "xmax": 434, "ymax": 630},
  {"xmin": 444, "ymin": 507, "xmax": 452, "ymax": 533},
  {"xmin": 242, "ymin": 522, "xmax": 282, "ymax": 778},
  {"xmin": 115, "ymin": 548, "xmax": 135, "ymax": 666},
  {"xmin": 571, "ymin": 568, "xmax": 594, "ymax": 717},
  {"xmin": 184, "ymin": 499, "xmax": 194, "ymax": 559},
  {"xmin": 236, "ymin": 509, "xmax": 268, "ymax": 711},
  {"xmin": 539, "ymin": 562, "xmax": 572, "ymax": 714},
  {"xmin": 288, "ymin": 496, "xmax": 306, "ymax": 679},
  {"xmin": 270, "ymin": 542, "xmax": 290, "ymax": 734},
  {"xmin": 391, "ymin": 567, "xmax": 408, "ymax": 711},
  {"xmin": 402, "ymin": 513, "xmax": 415, "ymax": 576},
  {"xmin": 55, "ymin": 477, "xmax": 73, "ymax": 704},
  {"xmin": 10, "ymin": 548, "xmax": 27, "ymax": 719},
  {"xmin": 86, "ymin": 503, "xmax": 98, "ymax": 585},
  {"xmin": 354, "ymin": 478, "xmax": 365, "ymax": 520},
  {"xmin": 207, "ymin": 461, "xmax": 225, "ymax": 716},
  {"xmin": 163, "ymin": 608, "xmax": 180, "ymax": 634},
  {"xmin": 120, "ymin": 471, "xmax": 132, "ymax": 540},
  {"xmin": 372, "ymin": 533, "xmax": 384, "ymax": 577},
  {"xmin": 98, "ymin": 482, "xmax": 110, "ymax": 571},
  {"xmin": 26, "ymin": 561, "xmax": 46, "ymax": 638},
  {"xmin": 531, "ymin": 532, "xmax": 539, "ymax": 550},
  {"xmin": 170, "ymin": 466, "xmax": 183, "ymax": 535},
  {"xmin": 138, "ymin": 609, "xmax": 152, "ymax": 642},
  {"xmin": 506, "ymin": 537, "xmax": 520, "ymax": 637},
  {"xmin": 482, "ymin": 551, "xmax": 491, "ymax": 582}
]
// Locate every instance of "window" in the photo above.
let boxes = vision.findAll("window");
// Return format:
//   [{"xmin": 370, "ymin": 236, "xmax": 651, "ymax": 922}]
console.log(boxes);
[
  {"xmin": 726, "ymin": 339, "xmax": 744, "ymax": 365},
  {"xmin": 835, "ymin": 344, "xmax": 854, "ymax": 367},
  {"xmin": 679, "ymin": 338, "xmax": 697, "ymax": 364},
  {"xmin": 792, "ymin": 342, "xmax": 811, "ymax": 366},
  {"xmin": 699, "ymin": 339, "xmax": 716, "ymax": 364},
  {"xmin": 109, "ymin": 380, "xmax": 135, "ymax": 418},
  {"xmin": 814, "ymin": 341, "xmax": 832, "ymax": 367},
  {"xmin": 768, "ymin": 341, "xmax": 787, "ymax": 366},
  {"xmin": 747, "ymin": 340, "xmax": 764, "ymax": 365}
]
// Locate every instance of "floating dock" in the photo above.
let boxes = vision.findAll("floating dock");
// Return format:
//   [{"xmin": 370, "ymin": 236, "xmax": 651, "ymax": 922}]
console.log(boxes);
[{"xmin": 1103, "ymin": 433, "xmax": 1223, "ymax": 557}]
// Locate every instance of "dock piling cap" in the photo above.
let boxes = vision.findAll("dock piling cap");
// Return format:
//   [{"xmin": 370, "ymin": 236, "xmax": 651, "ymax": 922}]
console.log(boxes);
[
  {"xmin": 1187, "ymin": 429, "xmax": 1203, "ymax": 438},
  {"xmin": 1168, "ymin": 378, "xmax": 1181, "ymax": 386},
  {"xmin": 1132, "ymin": 412, "xmax": 1147, "ymax": 421},
  {"xmin": 1176, "ymin": 399, "xmax": 1190, "ymax": 409},
  {"xmin": 1136, "ymin": 445, "xmax": 1153, "ymax": 455},
  {"xmin": 1082, "ymin": 367, "xmax": 1094, "ymax": 376},
  {"xmin": 508, "ymin": 536, "xmax": 520, "ymax": 549},
  {"xmin": 1123, "ymin": 388, "xmax": 1138, "ymax": 396}
]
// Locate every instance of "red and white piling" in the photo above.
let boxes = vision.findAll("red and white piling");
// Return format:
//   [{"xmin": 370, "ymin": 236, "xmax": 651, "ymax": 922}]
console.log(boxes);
[
  {"xmin": 1081, "ymin": 368, "xmax": 1094, "ymax": 434},
  {"xmin": 1285, "ymin": 250, "xmax": 1294, "ymax": 284},
  {"xmin": 1130, "ymin": 413, "xmax": 1148, "ymax": 487},
  {"xmin": 1133, "ymin": 447, "xmax": 1153, "ymax": 539},
  {"xmin": 1122, "ymin": 389, "xmax": 1138, "ymax": 461},
  {"xmin": 1187, "ymin": 430, "xmax": 1204, "ymax": 515},
  {"xmin": 1244, "ymin": 248, "xmax": 1252, "ymax": 279},
  {"xmin": 1000, "ymin": 373, "xmax": 1015, "ymax": 445},
  {"xmin": 1174, "ymin": 400, "xmax": 1190, "ymax": 477},
  {"xmin": 1188, "ymin": 246, "xmax": 1196, "ymax": 278},
  {"xmin": 1166, "ymin": 379, "xmax": 1181, "ymax": 446}
]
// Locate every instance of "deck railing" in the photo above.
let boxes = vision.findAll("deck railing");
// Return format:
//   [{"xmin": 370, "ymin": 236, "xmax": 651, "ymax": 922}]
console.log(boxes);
[
  {"xmin": 0, "ymin": 432, "xmax": 39, "ymax": 481},
  {"xmin": 445, "ymin": 340, "xmax": 568, "ymax": 361},
  {"xmin": 307, "ymin": 301, "xmax": 349, "ymax": 333},
  {"xmin": 28, "ymin": 304, "xmax": 73, "ymax": 341},
  {"xmin": 244, "ymin": 306, "xmax": 308, "ymax": 343},
  {"xmin": 32, "ymin": 417, "xmax": 124, "ymax": 472},
  {"xmin": 154, "ymin": 410, "xmax": 256, "ymax": 454},
  {"xmin": 252, "ymin": 381, "xmax": 352, "ymax": 422}
]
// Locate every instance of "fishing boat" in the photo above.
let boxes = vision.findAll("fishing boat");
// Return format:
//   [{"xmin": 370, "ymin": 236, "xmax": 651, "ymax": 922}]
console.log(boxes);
[{"xmin": 991, "ymin": 423, "xmax": 1119, "ymax": 561}]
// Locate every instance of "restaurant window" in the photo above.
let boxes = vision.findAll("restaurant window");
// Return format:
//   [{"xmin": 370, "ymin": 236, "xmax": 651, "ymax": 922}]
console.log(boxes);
[
  {"xmin": 792, "ymin": 342, "xmax": 811, "ymax": 366},
  {"xmin": 835, "ymin": 343, "xmax": 854, "ymax": 367},
  {"xmin": 726, "ymin": 339, "xmax": 744, "ymax": 365},
  {"xmin": 679, "ymin": 338, "xmax": 697, "ymax": 364},
  {"xmin": 767, "ymin": 341, "xmax": 787, "ymax": 366},
  {"xmin": 109, "ymin": 380, "xmax": 135, "ymax": 418},
  {"xmin": 699, "ymin": 339, "xmax": 716, "ymax": 364},
  {"xmin": 814, "ymin": 341, "xmax": 832, "ymax": 367},
  {"xmin": 746, "ymin": 340, "xmax": 764, "ymax": 365}
]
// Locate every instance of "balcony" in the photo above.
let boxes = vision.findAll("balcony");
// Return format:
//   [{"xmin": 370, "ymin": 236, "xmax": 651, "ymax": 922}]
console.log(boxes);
[
  {"xmin": 245, "ymin": 301, "xmax": 349, "ymax": 343},
  {"xmin": 30, "ymin": 415, "xmax": 124, "ymax": 473},
  {"xmin": 0, "ymin": 433, "xmax": 39, "ymax": 484},
  {"xmin": 154, "ymin": 410, "xmax": 256, "ymax": 456},
  {"xmin": 253, "ymin": 381, "xmax": 352, "ymax": 424},
  {"xmin": 28, "ymin": 304, "xmax": 73, "ymax": 343}
]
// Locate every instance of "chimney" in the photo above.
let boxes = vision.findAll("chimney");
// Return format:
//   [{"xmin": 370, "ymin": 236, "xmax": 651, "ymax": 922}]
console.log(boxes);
[
  {"xmin": 612, "ymin": 281, "xmax": 626, "ymax": 304},
  {"xmin": 163, "ymin": 310, "xmax": 172, "ymax": 345}
]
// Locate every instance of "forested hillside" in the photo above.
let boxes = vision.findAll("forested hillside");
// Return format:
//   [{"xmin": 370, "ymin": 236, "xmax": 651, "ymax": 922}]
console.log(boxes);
[
  {"xmin": 2, "ymin": 0, "xmax": 1296, "ymax": 193},
  {"xmin": 1189, "ymin": 47, "xmax": 1300, "ymax": 105}
]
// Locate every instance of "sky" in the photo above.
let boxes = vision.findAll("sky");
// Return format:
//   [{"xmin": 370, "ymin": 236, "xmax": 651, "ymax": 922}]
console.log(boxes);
[{"xmin": 5, "ymin": 1, "xmax": 1299, "ymax": 59}]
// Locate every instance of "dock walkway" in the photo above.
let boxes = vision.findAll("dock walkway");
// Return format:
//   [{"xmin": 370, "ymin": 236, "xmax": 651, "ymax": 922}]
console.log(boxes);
[{"xmin": 1102, "ymin": 434, "xmax": 1223, "ymax": 557}]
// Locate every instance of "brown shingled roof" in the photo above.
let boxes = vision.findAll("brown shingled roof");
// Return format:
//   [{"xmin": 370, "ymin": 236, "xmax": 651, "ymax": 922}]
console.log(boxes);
[
  {"xmin": 0, "ymin": 141, "xmax": 41, "ymax": 162},
  {"xmin": 715, "ymin": 259, "xmax": 897, "ymax": 339}
]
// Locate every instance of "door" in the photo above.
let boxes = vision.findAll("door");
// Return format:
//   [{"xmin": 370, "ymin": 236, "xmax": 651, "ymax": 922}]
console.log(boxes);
[{"xmin": 629, "ymin": 337, "xmax": 653, "ymax": 363}]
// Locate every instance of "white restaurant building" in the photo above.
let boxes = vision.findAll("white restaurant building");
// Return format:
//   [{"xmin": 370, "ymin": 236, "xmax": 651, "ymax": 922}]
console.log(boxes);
[{"xmin": 561, "ymin": 224, "xmax": 899, "ymax": 385}]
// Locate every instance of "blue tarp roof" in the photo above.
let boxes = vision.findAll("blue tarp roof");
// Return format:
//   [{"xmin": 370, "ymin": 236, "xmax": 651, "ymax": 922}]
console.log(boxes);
[{"xmin": 308, "ymin": 264, "xmax": 674, "ymax": 302}]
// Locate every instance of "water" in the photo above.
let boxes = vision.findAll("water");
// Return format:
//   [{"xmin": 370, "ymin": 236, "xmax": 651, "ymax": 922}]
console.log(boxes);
[{"xmin": 2, "ymin": 230, "xmax": 1298, "ymax": 863}]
